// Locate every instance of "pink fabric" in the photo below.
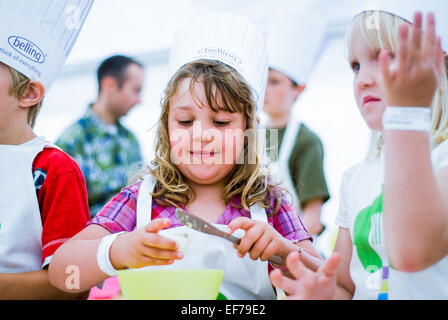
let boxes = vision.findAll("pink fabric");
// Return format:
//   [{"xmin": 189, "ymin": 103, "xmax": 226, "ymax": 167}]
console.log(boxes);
[
  {"xmin": 88, "ymin": 276, "xmax": 121, "ymax": 300},
  {"xmin": 88, "ymin": 181, "xmax": 312, "ymax": 243}
]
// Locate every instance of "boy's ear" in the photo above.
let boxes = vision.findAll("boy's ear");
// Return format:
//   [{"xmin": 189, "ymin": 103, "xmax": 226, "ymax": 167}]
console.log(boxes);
[
  {"xmin": 18, "ymin": 80, "xmax": 45, "ymax": 108},
  {"xmin": 292, "ymin": 84, "xmax": 306, "ymax": 101}
]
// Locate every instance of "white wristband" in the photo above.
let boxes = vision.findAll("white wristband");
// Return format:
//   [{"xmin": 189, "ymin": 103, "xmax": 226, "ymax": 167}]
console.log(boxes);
[
  {"xmin": 382, "ymin": 107, "xmax": 430, "ymax": 131},
  {"xmin": 97, "ymin": 232, "xmax": 125, "ymax": 277}
]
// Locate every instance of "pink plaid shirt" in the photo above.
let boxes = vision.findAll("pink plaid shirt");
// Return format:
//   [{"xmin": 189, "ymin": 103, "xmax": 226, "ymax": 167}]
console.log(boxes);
[{"xmin": 88, "ymin": 181, "xmax": 312, "ymax": 243}]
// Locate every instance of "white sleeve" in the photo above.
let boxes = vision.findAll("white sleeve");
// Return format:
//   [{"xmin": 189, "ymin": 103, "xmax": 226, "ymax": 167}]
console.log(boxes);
[
  {"xmin": 334, "ymin": 168, "xmax": 354, "ymax": 229},
  {"xmin": 433, "ymin": 140, "xmax": 448, "ymax": 172},
  {"xmin": 42, "ymin": 255, "xmax": 52, "ymax": 269}
]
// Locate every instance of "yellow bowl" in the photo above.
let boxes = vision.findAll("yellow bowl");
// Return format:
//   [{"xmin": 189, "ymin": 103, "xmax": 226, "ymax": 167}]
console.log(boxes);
[{"xmin": 117, "ymin": 268, "xmax": 224, "ymax": 300}]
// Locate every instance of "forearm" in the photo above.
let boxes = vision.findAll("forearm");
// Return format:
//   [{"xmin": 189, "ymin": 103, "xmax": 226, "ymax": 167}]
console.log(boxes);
[
  {"xmin": 277, "ymin": 240, "xmax": 323, "ymax": 278},
  {"xmin": 48, "ymin": 237, "xmax": 110, "ymax": 293},
  {"xmin": 0, "ymin": 270, "xmax": 89, "ymax": 300},
  {"xmin": 333, "ymin": 285, "xmax": 354, "ymax": 300},
  {"xmin": 384, "ymin": 130, "xmax": 448, "ymax": 270},
  {"xmin": 302, "ymin": 199, "xmax": 325, "ymax": 235},
  {"xmin": 302, "ymin": 205, "xmax": 321, "ymax": 219},
  {"xmin": 299, "ymin": 247, "xmax": 324, "ymax": 272},
  {"xmin": 303, "ymin": 198, "xmax": 324, "ymax": 214}
]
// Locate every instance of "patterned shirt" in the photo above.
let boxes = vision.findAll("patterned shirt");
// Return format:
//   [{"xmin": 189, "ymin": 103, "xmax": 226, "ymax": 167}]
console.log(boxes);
[
  {"xmin": 88, "ymin": 181, "xmax": 312, "ymax": 242},
  {"xmin": 56, "ymin": 105, "xmax": 143, "ymax": 218}
]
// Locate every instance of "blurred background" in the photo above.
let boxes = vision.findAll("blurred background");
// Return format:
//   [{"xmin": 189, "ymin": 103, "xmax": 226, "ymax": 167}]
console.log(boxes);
[{"xmin": 35, "ymin": 0, "xmax": 448, "ymax": 257}]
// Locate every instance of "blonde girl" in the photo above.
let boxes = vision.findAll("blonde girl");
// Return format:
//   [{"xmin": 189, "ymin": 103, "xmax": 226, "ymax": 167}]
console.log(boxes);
[
  {"xmin": 270, "ymin": 8, "xmax": 448, "ymax": 300},
  {"xmin": 48, "ymin": 12, "xmax": 322, "ymax": 300}
]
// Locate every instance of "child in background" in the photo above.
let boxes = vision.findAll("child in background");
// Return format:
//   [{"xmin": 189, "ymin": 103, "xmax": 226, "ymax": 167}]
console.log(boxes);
[
  {"xmin": 263, "ymin": 8, "xmax": 330, "ymax": 238},
  {"xmin": 270, "ymin": 5, "xmax": 448, "ymax": 300},
  {"xmin": 0, "ymin": 1, "xmax": 93, "ymax": 299},
  {"xmin": 48, "ymin": 12, "xmax": 323, "ymax": 300}
]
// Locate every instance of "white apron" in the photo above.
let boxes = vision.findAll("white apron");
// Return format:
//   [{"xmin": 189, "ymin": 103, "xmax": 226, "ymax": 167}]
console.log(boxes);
[
  {"xmin": 0, "ymin": 136, "xmax": 54, "ymax": 272},
  {"xmin": 136, "ymin": 175, "xmax": 277, "ymax": 300},
  {"xmin": 270, "ymin": 116, "xmax": 302, "ymax": 214}
]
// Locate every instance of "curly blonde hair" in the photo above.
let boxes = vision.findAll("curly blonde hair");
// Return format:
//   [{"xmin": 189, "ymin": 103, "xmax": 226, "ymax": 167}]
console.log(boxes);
[
  {"xmin": 132, "ymin": 60, "xmax": 285, "ymax": 214},
  {"xmin": 346, "ymin": 11, "xmax": 448, "ymax": 157}
]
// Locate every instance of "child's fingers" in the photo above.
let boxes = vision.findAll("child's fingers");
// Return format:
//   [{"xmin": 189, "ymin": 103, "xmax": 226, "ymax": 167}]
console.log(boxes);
[
  {"xmin": 285, "ymin": 251, "xmax": 307, "ymax": 280},
  {"xmin": 397, "ymin": 23, "xmax": 410, "ymax": 66},
  {"xmin": 422, "ymin": 12, "xmax": 437, "ymax": 61},
  {"xmin": 269, "ymin": 269, "xmax": 301, "ymax": 296},
  {"xmin": 236, "ymin": 224, "xmax": 263, "ymax": 258},
  {"xmin": 379, "ymin": 50, "xmax": 393, "ymax": 81},
  {"xmin": 259, "ymin": 239, "xmax": 281, "ymax": 262},
  {"xmin": 138, "ymin": 255, "xmax": 175, "ymax": 267},
  {"xmin": 269, "ymin": 269, "xmax": 285, "ymax": 289},
  {"xmin": 139, "ymin": 244, "xmax": 183, "ymax": 261},
  {"xmin": 435, "ymin": 37, "xmax": 443, "ymax": 76},
  {"xmin": 249, "ymin": 232, "xmax": 273, "ymax": 261},
  {"xmin": 409, "ymin": 12, "xmax": 423, "ymax": 56},
  {"xmin": 142, "ymin": 233, "xmax": 179, "ymax": 251},
  {"xmin": 145, "ymin": 218, "xmax": 171, "ymax": 233},
  {"xmin": 227, "ymin": 217, "xmax": 254, "ymax": 234},
  {"xmin": 319, "ymin": 252, "xmax": 342, "ymax": 279},
  {"xmin": 269, "ymin": 269, "xmax": 283, "ymax": 285}
]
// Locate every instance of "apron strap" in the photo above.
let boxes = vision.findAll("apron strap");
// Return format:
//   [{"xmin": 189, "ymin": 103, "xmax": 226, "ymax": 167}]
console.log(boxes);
[
  {"xmin": 250, "ymin": 203, "xmax": 268, "ymax": 223},
  {"xmin": 44, "ymin": 143, "xmax": 63, "ymax": 151},
  {"xmin": 278, "ymin": 117, "xmax": 301, "ymax": 168},
  {"xmin": 136, "ymin": 174, "xmax": 155, "ymax": 229},
  {"xmin": 136, "ymin": 175, "xmax": 269, "ymax": 227},
  {"xmin": 275, "ymin": 118, "xmax": 302, "ymax": 213}
]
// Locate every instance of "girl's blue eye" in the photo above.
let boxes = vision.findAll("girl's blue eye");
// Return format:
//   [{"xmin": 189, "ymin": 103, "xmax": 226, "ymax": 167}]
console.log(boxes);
[{"xmin": 351, "ymin": 62, "xmax": 360, "ymax": 72}]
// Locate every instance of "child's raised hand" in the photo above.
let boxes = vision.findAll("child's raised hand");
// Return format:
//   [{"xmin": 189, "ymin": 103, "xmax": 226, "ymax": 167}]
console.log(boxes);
[
  {"xmin": 379, "ymin": 12, "xmax": 444, "ymax": 108},
  {"xmin": 269, "ymin": 251, "xmax": 341, "ymax": 300},
  {"xmin": 110, "ymin": 218, "xmax": 183, "ymax": 270},
  {"xmin": 227, "ymin": 217, "xmax": 289, "ymax": 262}
]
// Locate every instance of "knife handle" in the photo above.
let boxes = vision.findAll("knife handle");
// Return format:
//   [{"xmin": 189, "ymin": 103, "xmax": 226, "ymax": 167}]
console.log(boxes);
[
  {"xmin": 226, "ymin": 234, "xmax": 242, "ymax": 245},
  {"xmin": 268, "ymin": 254, "xmax": 284, "ymax": 266},
  {"xmin": 226, "ymin": 233, "xmax": 284, "ymax": 265}
]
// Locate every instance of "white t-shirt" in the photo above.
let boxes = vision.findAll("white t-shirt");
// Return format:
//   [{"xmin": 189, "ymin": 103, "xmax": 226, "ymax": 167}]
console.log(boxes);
[{"xmin": 335, "ymin": 139, "xmax": 448, "ymax": 300}]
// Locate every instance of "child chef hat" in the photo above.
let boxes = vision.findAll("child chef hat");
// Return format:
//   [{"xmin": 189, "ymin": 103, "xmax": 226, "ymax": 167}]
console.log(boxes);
[
  {"xmin": 359, "ymin": 0, "xmax": 448, "ymax": 50},
  {"xmin": 168, "ymin": 11, "xmax": 269, "ymax": 112},
  {"xmin": 266, "ymin": 8, "xmax": 328, "ymax": 85},
  {"xmin": 0, "ymin": 0, "xmax": 94, "ymax": 92}
]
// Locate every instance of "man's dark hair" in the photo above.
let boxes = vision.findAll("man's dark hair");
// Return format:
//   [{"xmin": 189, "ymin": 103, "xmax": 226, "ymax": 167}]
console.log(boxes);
[{"xmin": 97, "ymin": 55, "xmax": 143, "ymax": 92}]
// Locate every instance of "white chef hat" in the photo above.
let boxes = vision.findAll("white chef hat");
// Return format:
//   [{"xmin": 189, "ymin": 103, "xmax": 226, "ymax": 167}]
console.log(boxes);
[
  {"xmin": 0, "ymin": 0, "xmax": 94, "ymax": 92},
  {"xmin": 358, "ymin": 0, "xmax": 448, "ymax": 51},
  {"xmin": 168, "ymin": 11, "xmax": 269, "ymax": 112},
  {"xmin": 266, "ymin": 8, "xmax": 328, "ymax": 85}
]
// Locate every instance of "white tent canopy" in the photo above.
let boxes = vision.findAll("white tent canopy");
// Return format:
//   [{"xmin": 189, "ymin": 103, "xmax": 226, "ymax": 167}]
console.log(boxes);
[{"xmin": 62, "ymin": 0, "xmax": 448, "ymax": 77}]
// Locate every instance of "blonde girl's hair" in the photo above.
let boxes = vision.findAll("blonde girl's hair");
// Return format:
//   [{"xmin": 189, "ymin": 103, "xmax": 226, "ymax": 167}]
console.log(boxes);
[
  {"xmin": 346, "ymin": 11, "xmax": 448, "ymax": 157},
  {"xmin": 131, "ymin": 60, "xmax": 285, "ymax": 215},
  {"xmin": 7, "ymin": 66, "xmax": 43, "ymax": 128}
]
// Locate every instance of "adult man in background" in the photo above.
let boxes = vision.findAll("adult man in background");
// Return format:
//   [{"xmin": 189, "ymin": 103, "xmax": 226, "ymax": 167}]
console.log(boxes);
[
  {"xmin": 264, "ymin": 9, "xmax": 330, "ymax": 237},
  {"xmin": 57, "ymin": 55, "xmax": 144, "ymax": 218}
]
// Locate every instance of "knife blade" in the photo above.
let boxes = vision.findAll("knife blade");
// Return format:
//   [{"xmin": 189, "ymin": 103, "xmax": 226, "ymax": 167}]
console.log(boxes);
[{"xmin": 175, "ymin": 208, "xmax": 284, "ymax": 266}]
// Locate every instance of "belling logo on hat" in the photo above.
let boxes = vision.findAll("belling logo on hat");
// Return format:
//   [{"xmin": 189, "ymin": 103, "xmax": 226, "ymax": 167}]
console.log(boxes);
[
  {"xmin": 198, "ymin": 47, "xmax": 242, "ymax": 64},
  {"xmin": 7, "ymin": 36, "xmax": 45, "ymax": 64}
]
